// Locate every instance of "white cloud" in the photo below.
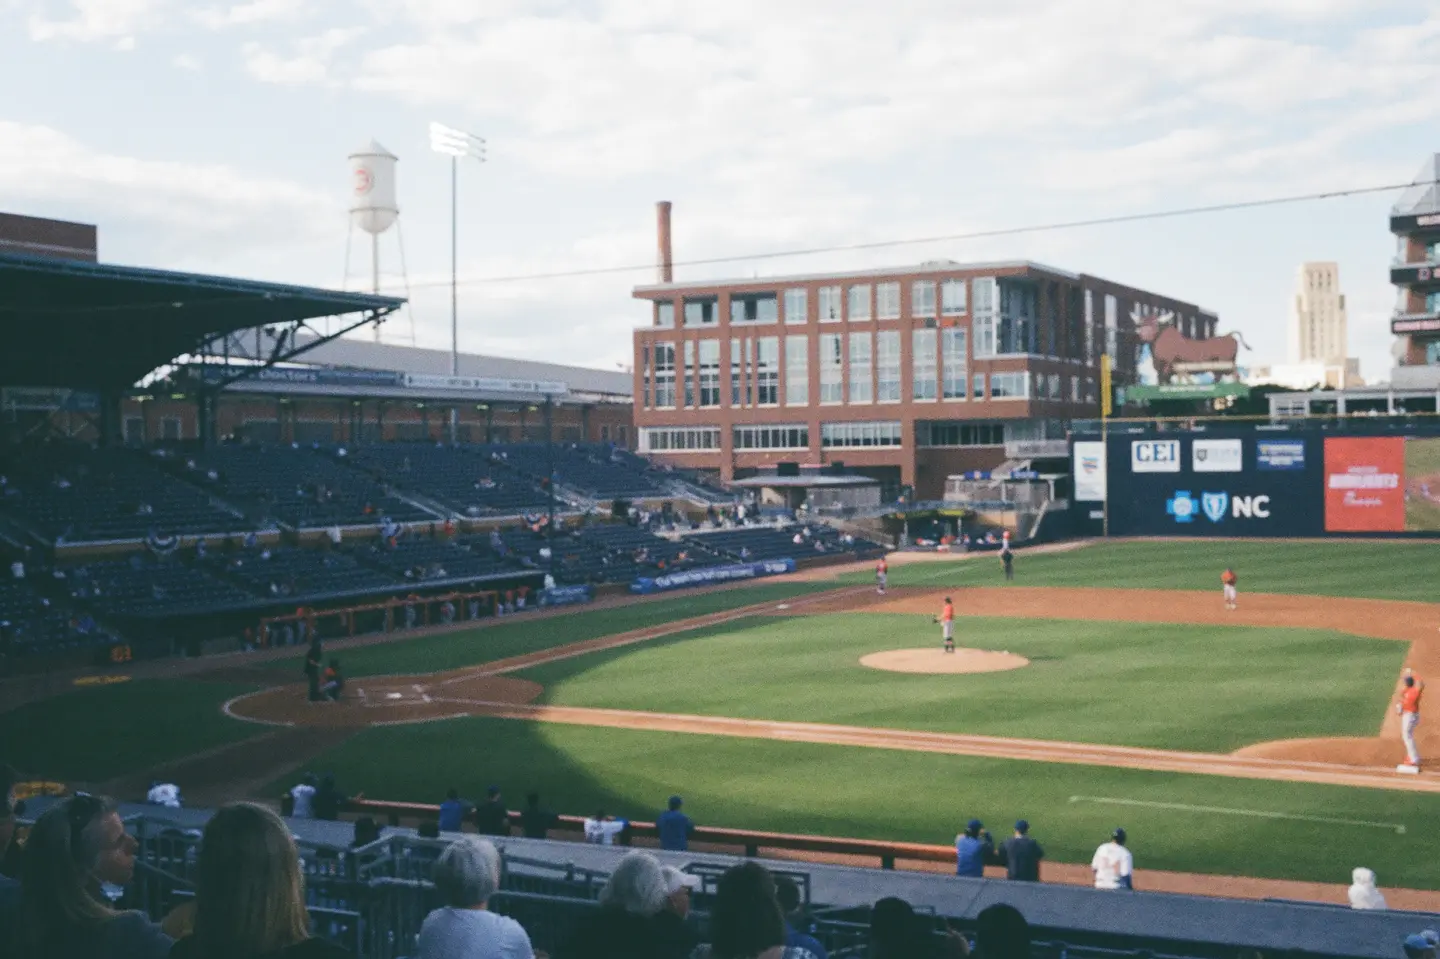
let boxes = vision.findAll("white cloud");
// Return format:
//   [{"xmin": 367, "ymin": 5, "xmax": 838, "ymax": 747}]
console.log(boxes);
[
  {"xmin": 27, "ymin": 0, "xmax": 170, "ymax": 41},
  {"xmin": 193, "ymin": 0, "xmax": 306, "ymax": 29},
  {"xmin": 171, "ymin": 52, "xmax": 201, "ymax": 70},
  {"xmin": 241, "ymin": 27, "xmax": 364, "ymax": 85}
]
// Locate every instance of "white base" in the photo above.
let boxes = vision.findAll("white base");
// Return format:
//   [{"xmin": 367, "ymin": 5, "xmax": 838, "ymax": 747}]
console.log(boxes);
[{"xmin": 1395, "ymin": 764, "xmax": 1421, "ymax": 775}]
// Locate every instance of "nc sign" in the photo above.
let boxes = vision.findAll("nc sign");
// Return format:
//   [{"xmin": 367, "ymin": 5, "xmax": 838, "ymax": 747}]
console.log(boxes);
[
  {"xmin": 1166, "ymin": 490, "xmax": 1272, "ymax": 524},
  {"xmin": 1131, "ymin": 440, "xmax": 1180, "ymax": 473}
]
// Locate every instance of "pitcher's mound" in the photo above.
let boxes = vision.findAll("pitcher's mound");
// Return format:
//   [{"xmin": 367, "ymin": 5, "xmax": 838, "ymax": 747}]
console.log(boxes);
[{"xmin": 860, "ymin": 648, "xmax": 1030, "ymax": 674}]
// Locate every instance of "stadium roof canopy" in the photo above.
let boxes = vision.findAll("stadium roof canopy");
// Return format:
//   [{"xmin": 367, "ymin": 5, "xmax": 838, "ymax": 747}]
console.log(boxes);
[{"xmin": 0, "ymin": 250, "xmax": 404, "ymax": 392}]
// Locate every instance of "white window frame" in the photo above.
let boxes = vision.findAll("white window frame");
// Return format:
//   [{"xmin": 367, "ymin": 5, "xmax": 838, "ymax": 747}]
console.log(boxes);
[
  {"xmin": 876, "ymin": 330, "xmax": 901, "ymax": 402},
  {"xmin": 847, "ymin": 284, "xmax": 871, "ymax": 321},
  {"xmin": 911, "ymin": 280, "xmax": 936, "ymax": 318},
  {"xmin": 876, "ymin": 282, "xmax": 901, "ymax": 320},
  {"xmin": 784, "ymin": 335, "xmax": 809, "ymax": 407},
  {"xmin": 912, "ymin": 328, "xmax": 937, "ymax": 401},
  {"xmin": 941, "ymin": 279, "xmax": 967, "ymax": 316},
  {"xmin": 848, "ymin": 331, "xmax": 873, "ymax": 404},
  {"xmin": 819, "ymin": 333, "xmax": 844, "ymax": 405},
  {"xmin": 784, "ymin": 288, "xmax": 808, "ymax": 325},
  {"xmin": 942, "ymin": 328, "xmax": 967, "ymax": 401},
  {"xmin": 818, "ymin": 285, "xmax": 843, "ymax": 323}
]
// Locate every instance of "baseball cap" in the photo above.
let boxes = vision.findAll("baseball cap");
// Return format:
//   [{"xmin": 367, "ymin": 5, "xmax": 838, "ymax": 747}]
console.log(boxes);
[
  {"xmin": 662, "ymin": 866, "xmax": 701, "ymax": 895},
  {"xmin": 967, "ymin": 818, "xmax": 983, "ymax": 831},
  {"xmin": 1112, "ymin": 827, "xmax": 1127, "ymax": 842},
  {"xmin": 1015, "ymin": 819, "xmax": 1029, "ymax": 833},
  {"xmin": 1403, "ymin": 934, "xmax": 1434, "ymax": 958}
]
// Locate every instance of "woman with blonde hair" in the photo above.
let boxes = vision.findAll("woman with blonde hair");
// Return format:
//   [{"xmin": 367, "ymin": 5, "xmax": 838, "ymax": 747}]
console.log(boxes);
[
  {"xmin": 9, "ymin": 792, "xmax": 172, "ymax": 959},
  {"xmin": 170, "ymin": 802, "xmax": 348, "ymax": 959}
]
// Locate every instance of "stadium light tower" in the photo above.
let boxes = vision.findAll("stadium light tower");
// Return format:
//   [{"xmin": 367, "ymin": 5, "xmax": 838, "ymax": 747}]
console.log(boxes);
[{"xmin": 426, "ymin": 123, "xmax": 489, "ymax": 380}]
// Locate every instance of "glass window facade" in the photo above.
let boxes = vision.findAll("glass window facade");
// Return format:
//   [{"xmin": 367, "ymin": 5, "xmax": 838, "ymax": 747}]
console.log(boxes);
[
  {"xmin": 989, "ymin": 371, "xmax": 1030, "ymax": 399},
  {"xmin": 917, "ymin": 421, "xmax": 1006, "ymax": 446},
  {"xmin": 731, "ymin": 293, "xmax": 777, "ymax": 324},
  {"xmin": 876, "ymin": 330, "xmax": 901, "ymax": 401},
  {"xmin": 785, "ymin": 335, "xmax": 808, "ymax": 406},
  {"xmin": 654, "ymin": 342, "xmax": 676, "ymax": 408},
  {"xmin": 683, "ymin": 340, "xmax": 695, "ymax": 407},
  {"xmin": 912, "ymin": 328, "xmax": 937, "ymax": 400},
  {"xmin": 683, "ymin": 298, "xmax": 717, "ymax": 326},
  {"xmin": 819, "ymin": 333, "xmax": 843, "ymax": 404},
  {"xmin": 756, "ymin": 337, "xmax": 779, "ymax": 405},
  {"xmin": 911, "ymin": 280, "xmax": 936, "ymax": 317},
  {"xmin": 730, "ymin": 340, "xmax": 742, "ymax": 406},
  {"xmin": 641, "ymin": 427, "xmax": 720, "ymax": 452},
  {"xmin": 699, "ymin": 339, "xmax": 720, "ymax": 407},
  {"xmin": 941, "ymin": 279, "xmax": 967, "ymax": 315},
  {"xmin": 656, "ymin": 301, "xmax": 675, "ymax": 328},
  {"xmin": 821, "ymin": 422, "xmax": 903, "ymax": 448},
  {"xmin": 818, "ymin": 285, "xmax": 843, "ymax": 322},
  {"xmin": 733, "ymin": 425, "xmax": 809, "ymax": 450},
  {"xmin": 784, "ymin": 288, "xmax": 808, "ymax": 325},
  {"xmin": 877, "ymin": 282, "xmax": 901, "ymax": 320},
  {"xmin": 847, "ymin": 284, "xmax": 871, "ymax": 321},
  {"xmin": 848, "ymin": 332, "xmax": 873, "ymax": 404},
  {"xmin": 941, "ymin": 328, "xmax": 967, "ymax": 400}
]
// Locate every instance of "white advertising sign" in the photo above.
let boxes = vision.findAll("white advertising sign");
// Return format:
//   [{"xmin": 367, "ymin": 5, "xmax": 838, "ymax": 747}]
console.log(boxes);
[
  {"xmin": 1131, "ymin": 439, "xmax": 1181, "ymax": 473},
  {"xmin": 1073, "ymin": 441, "xmax": 1107, "ymax": 501},
  {"xmin": 1192, "ymin": 438, "xmax": 1243, "ymax": 473}
]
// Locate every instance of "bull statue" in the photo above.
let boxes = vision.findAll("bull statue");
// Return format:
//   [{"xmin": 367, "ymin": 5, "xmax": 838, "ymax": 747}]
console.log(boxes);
[{"xmin": 1136, "ymin": 315, "xmax": 1251, "ymax": 384}]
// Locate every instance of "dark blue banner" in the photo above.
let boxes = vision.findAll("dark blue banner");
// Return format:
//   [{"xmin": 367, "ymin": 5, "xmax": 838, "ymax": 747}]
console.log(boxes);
[
  {"xmin": 193, "ymin": 365, "xmax": 404, "ymax": 388},
  {"xmin": 537, "ymin": 584, "xmax": 593, "ymax": 607},
  {"xmin": 630, "ymin": 559, "xmax": 797, "ymax": 594}
]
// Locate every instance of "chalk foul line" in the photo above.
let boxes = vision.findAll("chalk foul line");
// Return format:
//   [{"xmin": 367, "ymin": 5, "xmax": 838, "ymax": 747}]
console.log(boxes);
[{"xmin": 1067, "ymin": 795, "xmax": 1406, "ymax": 835}]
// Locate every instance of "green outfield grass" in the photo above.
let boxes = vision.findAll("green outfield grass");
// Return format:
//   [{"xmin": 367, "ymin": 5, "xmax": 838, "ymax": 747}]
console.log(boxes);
[
  {"xmin": 0, "ymin": 679, "xmax": 260, "ymax": 783},
  {"xmin": 275, "ymin": 717, "xmax": 1440, "ymax": 889},
  {"xmin": 516, "ymin": 613, "xmax": 1405, "ymax": 752},
  {"xmin": 833, "ymin": 540, "xmax": 1440, "ymax": 599},
  {"xmin": 287, "ymin": 582, "xmax": 836, "ymax": 678}
]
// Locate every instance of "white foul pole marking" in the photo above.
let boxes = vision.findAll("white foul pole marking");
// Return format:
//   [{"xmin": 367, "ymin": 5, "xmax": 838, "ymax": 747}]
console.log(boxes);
[{"xmin": 1068, "ymin": 795, "xmax": 1406, "ymax": 835}]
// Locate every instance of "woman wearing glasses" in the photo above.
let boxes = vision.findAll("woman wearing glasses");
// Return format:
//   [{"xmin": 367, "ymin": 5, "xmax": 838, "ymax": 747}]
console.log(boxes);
[
  {"xmin": 169, "ymin": 801, "xmax": 348, "ymax": 959},
  {"xmin": 8, "ymin": 792, "xmax": 172, "ymax": 958}
]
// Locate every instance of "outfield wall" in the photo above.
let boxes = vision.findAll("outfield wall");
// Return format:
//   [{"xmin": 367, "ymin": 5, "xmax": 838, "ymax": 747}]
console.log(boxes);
[{"xmin": 1069, "ymin": 423, "xmax": 1440, "ymax": 538}]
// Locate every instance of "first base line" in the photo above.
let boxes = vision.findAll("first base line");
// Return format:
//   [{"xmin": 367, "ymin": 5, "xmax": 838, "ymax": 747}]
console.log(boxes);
[{"xmin": 1068, "ymin": 795, "xmax": 1406, "ymax": 835}]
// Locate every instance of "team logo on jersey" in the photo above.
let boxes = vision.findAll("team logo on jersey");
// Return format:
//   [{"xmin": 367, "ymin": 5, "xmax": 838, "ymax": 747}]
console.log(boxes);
[
  {"xmin": 1166, "ymin": 491, "xmax": 1198, "ymax": 523},
  {"xmin": 1201, "ymin": 492, "xmax": 1229, "ymax": 523}
]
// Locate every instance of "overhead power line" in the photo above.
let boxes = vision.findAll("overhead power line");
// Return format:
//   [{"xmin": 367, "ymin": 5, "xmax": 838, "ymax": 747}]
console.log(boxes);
[{"xmin": 398, "ymin": 178, "xmax": 1426, "ymax": 292}]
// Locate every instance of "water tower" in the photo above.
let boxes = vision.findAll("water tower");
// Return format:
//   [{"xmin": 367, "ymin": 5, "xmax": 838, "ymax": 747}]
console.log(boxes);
[{"xmin": 345, "ymin": 140, "xmax": 412, "ymax": 342}]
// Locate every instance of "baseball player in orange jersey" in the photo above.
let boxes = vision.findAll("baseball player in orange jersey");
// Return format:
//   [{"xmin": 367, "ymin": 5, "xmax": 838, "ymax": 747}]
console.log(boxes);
[
  {"xmin": 934, "ymin": 597, "xmax": 956, "ymax": 653},
  {"xmin": 876, "ymin": 557, "xmax": 888, "ymax": 595},
  {"xmin": 1221, "ymin": 568, "xmax": 1238, "ymax": 610},
  {"xmin": 1397, "ymin": 668, "xmax": 1424, "ymax": 770}
]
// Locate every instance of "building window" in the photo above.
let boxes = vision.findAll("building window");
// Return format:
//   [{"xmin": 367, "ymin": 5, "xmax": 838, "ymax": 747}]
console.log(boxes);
[
  {"xmin": 912, "ymin": 328, "xmax": 937, "ymax": 401},
  {"xmin": 819, "ymin": 333, "xmax": 843, "ymax": 404},
  {"xmin": 642, "ymin": 343, "xmax": 652, "ymax": 408},
  {"xmin": 1047, "ymin": 373, "xmax": 1061, "ymax": 400},
  {"xmin": 756, "ymin": 337, "xmax": 780, "ymax": 405},
  {"xmin": 1104, "ymin": 294, "xmax": 1118, "ymax": 357},
  {"xmin": 785, "ymin": 335, "xmax": 809, "ymax": 406},
  {"xmin": 656, "ymin": 301, "xmax": 675, "ymax": 328},
  {"xmin": 732, "ymin": 424, "xmax": 809, "ymax": 450},
  {"xmin": 683, "ymin": 340, "xmax": 695, "ymax": 408},
  {"xmin": 821, "ymin": 421, "xmax": 903, "ymax": 449},
  {"xmin": 1071, "ymin": 375, "xmax": 1080, "ymax": 402},
  {"xmin": 1426, "ymin": 342, "xmax": 1440, "ymax": 365},
  {"xmin": 911, "ymin": 280, "xmax": 936, "ymax": 318},
  {"xmin": 848, "ymin": 284, "xmax": 871, "ymax": 321},
  {"xmin": 973, "ymin": 277, "xmax": 997, "ymax": 358},
  {"xmin": 941, "ymin": 279, "xmax": 967, "ymax": 315},
  {"xmin": 730, "ymin": 340, "xmax": 742, "ymax": 407},
  {"xmin": 1084, "ymin": 290, "xmax": 1095, "ymax": 365},
  {"xmin": 699, "ymin": 339, "xmax": 721, "ymax": 407},
  {"xmin": 731, "ymin": 293, "xmax": 778, "ymax": 324},
  {"xmin": 916, "ymin": 421, "xmax": 1006, "ymax": 447},
  {"xmin": 998, "ymin": 281, "xmax": 1036, "ymax": 355},
  {"xmin": 654, "ymin": 342, "xmax": 676, "ymax": 408},
  {"xmin": 1427, "ymin": 291, "xmax": 1440, "ymax": 314},
  {"xmin": 641, "ymin": 427, "xmax": 721, "ymax": 452},
  {"xmin": 877, "ymin": 282, "xmax": 901, "ymax": 320},
  {"xmin": 942, "ymin": 328, "xmax": 967, "ymax": 400},
  {"xmin": 876, "ymin": 330, "xmax": 901, "ymax": 402},
  {"xmin": 973, "ymin": 373, "xmax": 986, "ymax": 400},
  {"xmin": 990, "ymin": 371, "xmax": 1029, "ymax": 399},
  {"xmin": 684, "ymin": 298, "xmax": 717, "ymax": 326},
  {"xmin": 848, "ymin": 332, "xmax": 873, "ymax": 404},
  {"xmin": 784, "ymin": 288, "xmax": 808, "ymax": 325},
  {"xmin": 818, "ymin": 285, "xmax": 843, "ymax": 323}
]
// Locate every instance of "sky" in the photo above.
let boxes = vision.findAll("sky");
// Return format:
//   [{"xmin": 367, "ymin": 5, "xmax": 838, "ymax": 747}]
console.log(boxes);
[{"xmin": 3, "ymin": 0, "xmax": 1439, "ymax": 381}]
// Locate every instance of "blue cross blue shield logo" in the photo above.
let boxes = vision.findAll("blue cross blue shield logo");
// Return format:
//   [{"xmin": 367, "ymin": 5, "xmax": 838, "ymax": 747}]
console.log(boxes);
[
  {"xmin": 1201, "ymin": 492, "xmax": 1229, "ymax": 523},
  {"xmin": 1166, "ymin": 491, "xmax": 1197, "ymax": 523}
]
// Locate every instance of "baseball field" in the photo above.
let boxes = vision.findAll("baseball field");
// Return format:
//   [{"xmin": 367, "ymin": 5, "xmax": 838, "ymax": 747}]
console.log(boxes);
[{"xmin": 3, "ymin": 540, "xmax": 1438, "ymax": 895}]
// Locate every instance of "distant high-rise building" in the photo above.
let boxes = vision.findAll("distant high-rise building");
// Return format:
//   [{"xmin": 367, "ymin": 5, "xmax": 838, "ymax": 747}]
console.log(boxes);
[{"xmin": 1289, "ymin": 262, "xmax": 1348, "ymax": 365}]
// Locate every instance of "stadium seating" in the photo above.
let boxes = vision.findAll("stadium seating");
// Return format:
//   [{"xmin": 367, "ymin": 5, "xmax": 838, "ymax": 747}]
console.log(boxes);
[
  {"xmin": 341, "ymin": 444, "xmax": 552, "ymax": 516},
  {"xmin": 352, "ymin": 535, "xmax": 525, "ymax": 583},
  {"xmin": 64, "ymin": 555, "xmax": 258, "ymax": 618},
  {"xmin": 0, "ymin": 574, "xmax": 114, "ymax": 662},
  {"xmin": 500, "ymin": 443, "xmax": 668, "ymax": 500},
  {"xmin": 684, "ymin": 525, "xmax": 884, "ymax": 562},
  {"xmin": 176, "ymin": 444, "xmax": 432, "ymax": 529},
  {"xmin": 207, "ymin": 547, "xmax": 401, "ymax": 600},
  {"xmin": 0, "ymin": 445, "xmax": 245, "ymax": 542}
]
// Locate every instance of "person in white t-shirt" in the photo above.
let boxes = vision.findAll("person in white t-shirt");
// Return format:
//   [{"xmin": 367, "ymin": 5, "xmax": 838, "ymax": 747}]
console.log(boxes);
[
  {"xmin": 583, "ymin": 810, "xmax": 628, "ymax": 845},
  {"xmin": 289, "ymin": 774, "xmax": 318, "ymax": 819},
  {"xmin": 1091, "ymin": 827, "xmax": 1134, "ymax": 890},
  {"xmin": 146, "ymin": 781, "xmax": 181, "ymax": 808},
  {"xmin": 417, "ymin": 836, "xmax": 535, "ymax": 959}
]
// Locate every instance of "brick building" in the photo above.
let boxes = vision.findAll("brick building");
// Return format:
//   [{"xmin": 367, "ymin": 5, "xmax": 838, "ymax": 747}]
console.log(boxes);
[{"xmin": 631, "ymin": 206, "xmax": 1217, "ymax": 499}]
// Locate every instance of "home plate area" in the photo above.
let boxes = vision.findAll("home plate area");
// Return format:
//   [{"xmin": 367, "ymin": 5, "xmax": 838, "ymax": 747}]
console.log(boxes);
[{"xmin": 356, "ymin": 683, "xmax": 433, "ymax": 706}]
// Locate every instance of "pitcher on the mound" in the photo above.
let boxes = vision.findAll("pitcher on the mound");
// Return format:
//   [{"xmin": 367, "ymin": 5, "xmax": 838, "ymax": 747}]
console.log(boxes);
[
  {"xmin": 936, "ymin": 596, "xmax": 955, "ymax": 653},
  {"xmin": 1221, "ymin": 567, "xmax": 1238, "ymax": 610}
]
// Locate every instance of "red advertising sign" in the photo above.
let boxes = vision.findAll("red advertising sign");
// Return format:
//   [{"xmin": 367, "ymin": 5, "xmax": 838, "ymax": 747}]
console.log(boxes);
[{"xmin": 1324, "ymin": 438, "xmax": 1405, "ymax": 532}]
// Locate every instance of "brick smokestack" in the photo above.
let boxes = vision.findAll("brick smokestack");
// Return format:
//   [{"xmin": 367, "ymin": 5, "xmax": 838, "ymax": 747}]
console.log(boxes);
[{"xmin": 656, "ymin": 200, "xmax": 673, "ymax": 283}]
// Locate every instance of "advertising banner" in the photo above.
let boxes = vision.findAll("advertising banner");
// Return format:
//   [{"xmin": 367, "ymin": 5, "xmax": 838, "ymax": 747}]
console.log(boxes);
[
  {"xmin": 630, "ymin": 559, "xmax": 796, "ymax": 594},
  {"xmin": 1324, "ymin": 438, "xmax": 1404, "ymax": 532},
  {"xmin": 1257, "ymin": 440, "xmax": 1306, "ymax": 471},
  {"xmin": 537, "ymin": 585, "xmax": 593, "ymax": 607},
  {"xmin": 1131, "ymin": 439, "xmax": 1181, "ymax": 473},
  {"xmin": 1072, "ymin": 441, "xmax": 1107, "ymax": 502},
  {"xmin": 1192, "ymin": 438, "xmax": 1242, "ymax": 473}
]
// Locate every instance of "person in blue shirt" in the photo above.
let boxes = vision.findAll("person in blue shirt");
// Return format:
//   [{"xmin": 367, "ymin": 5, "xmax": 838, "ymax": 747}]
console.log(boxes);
[
  {"xmin": 437, "ymin": 788, "xmax": 471, "ymax": 833},
  {"xmin": 955, "ymin": 819, "xmax": 996, "ymax": 877},
  {"xmin": 656, "ymin": 795, "xmax": 695, "ymax": 851},
  {"xmin": 775, "ymin": 875, "xmax": 828, "ymax": 959}
]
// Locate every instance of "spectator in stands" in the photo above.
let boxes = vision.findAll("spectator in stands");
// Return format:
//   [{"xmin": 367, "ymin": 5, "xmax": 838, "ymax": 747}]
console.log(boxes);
[
  {"xmin": 867, "ymin": 897, "xmax": 938, "ymax": 959},
  {"xmin": 289, "ymin": 774, "xmax": 318, "ymax": 819},
  {"xmin": 583, "ymin": 810, "xmax": 628, "ymax": 846},
  {"xmin": 651, "ymin": 866, "xmax": 701, "ymax": 958},
  {"xmin": 974, "ymin": 903, "xmax": 1029, "ymax": 959},
  {"xmin": 474, "ymin": 786, "xmax": 510, "ymax": 836},
  {"xmin": 312, "ymin": 774, "xmax": 345, "ymax": 821},
  {"xmin": 170, "ymin": 802, "xmax": 347, "ymax": 959},
  {"xmin": 439, "ymin": 788, "xmax": 473, "ymax": 833},
  {"xmin": 419, "ymin": 820, "xmax": 443, "ymax": 840},
  {"xmin": 1091, "ymin": 828, "xmax": 1134, "ymax": 890},
  {"xmin": 146, "ymin": 781, "xmax": 182, "ymax": 809},
  {"xmin": 998, "ymin": 820, "xmax": 1043, "ymax": 882},
  {"xmin": 657, "ymin": 795, "xmax": 695, "ymax": 852},
  {"xmin": 774, "ymin": 876, "xmax": 826, "ymax": 959},
  {"xmin": 321, "ymin": 659, "xmax": 344, "ymax": 701},
  {"xmin": 693, "ymin": 861, "xmax": 817, "ymax": 959},
  {"xmin": 955, "ymin": 820, "xmax": 995, "ymax": 877},
  {"xmin": 1348, "ymin": 867, "xmax": 1388, "ymax": 910},
  {"xmin": 520, "ymin": 792, "xmax": 558, "ymax": 840},
  {"xmin": 416, "ymin": 836, "xmax": 535, "ymax": 959},
  {"xmin": 556, "ymin": 850, "xmax": 672, "ymax": 959},
  {"xmin": 351, "ymin": 817, "xmax": 381, "ymax": 849},
  {"xmin": 1404, "ymin": 934, "xmax": 1438, "ymax": 959},
  {"xmin": 8, "ymin": 792, "xmax": 171, "ymax": 959}
]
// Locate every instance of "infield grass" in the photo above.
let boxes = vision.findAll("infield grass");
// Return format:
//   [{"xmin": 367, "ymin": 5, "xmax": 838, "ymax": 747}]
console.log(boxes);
[
  {"xmin": 279, "ymin": 717, "xmax": 1440, "ymax": 889},
  {"xmin": 516, "ymin": 613, "xmax": 1405, "ymax": 752},
  {"xmin": 0, "ymin": 679, "xmax": 260, "ymax": 783},
  {"xmin": 833, "ymin": 539, "xmax": 1440, "ymax": 600}
]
